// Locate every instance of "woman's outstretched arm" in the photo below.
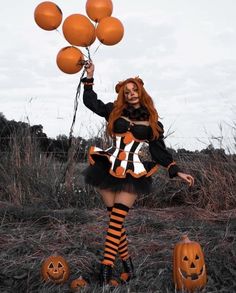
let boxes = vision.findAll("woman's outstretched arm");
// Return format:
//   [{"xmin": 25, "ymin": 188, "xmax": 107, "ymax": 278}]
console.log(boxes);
[{"xmin": 149, "ymin": 121, "xmax": 194, "ymax": 186}]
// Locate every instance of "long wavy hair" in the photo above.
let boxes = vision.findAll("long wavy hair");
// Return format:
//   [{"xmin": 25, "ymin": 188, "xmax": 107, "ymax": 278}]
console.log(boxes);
[{"xmin": 107, "ymin": 77, "xmax": 162, "ymax": 140}]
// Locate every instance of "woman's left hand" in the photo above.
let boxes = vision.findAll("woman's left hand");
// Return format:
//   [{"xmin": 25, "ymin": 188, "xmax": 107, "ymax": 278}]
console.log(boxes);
[{"xmin": 177, "ymin": 172, "xmax": 194, "ymax": 187}]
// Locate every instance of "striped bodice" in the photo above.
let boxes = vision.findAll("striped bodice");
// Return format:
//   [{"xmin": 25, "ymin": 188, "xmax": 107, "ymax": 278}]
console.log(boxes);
[{"xmin": 88, "ymin": 131, "xmax": 158, "ymax": 178}]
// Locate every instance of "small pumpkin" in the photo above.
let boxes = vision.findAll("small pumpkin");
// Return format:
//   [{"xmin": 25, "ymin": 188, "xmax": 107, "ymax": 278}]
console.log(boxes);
[
  {"xmin": 173, "ymin": 235, "xmax": 207, "ymax": 292},
  {"xmin": 41, "ymin": 255, "xmax": 70, "ymax": 284},
  {"xmin": 120, "ymin": 272, "xmax": 129, "ymax": 282},
  {"xmin": 70, "ymin": 276, "xmax": 88, "ymax": 291},
  {"xmin": 109, "ymin": 279, "xmax": 119, "ymax": 287}
]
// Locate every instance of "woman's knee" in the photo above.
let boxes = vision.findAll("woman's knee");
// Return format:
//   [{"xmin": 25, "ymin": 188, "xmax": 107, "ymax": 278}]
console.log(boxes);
[
  {"xmin": 97, "ymin": 188, "xmax": 116, "ymax": 207},
  {"xmin": 114, "ymin": 191, "xmax": 137, "ymax": 208}
]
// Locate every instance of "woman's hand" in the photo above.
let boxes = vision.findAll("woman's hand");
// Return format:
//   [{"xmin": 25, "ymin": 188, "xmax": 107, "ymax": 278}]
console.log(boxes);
[
  {"xmin": 84, "ymin": 60, "xmax": 94, "ymax": 79},
  {"xmin": 177, "ymin": 172, "xmax": 194, "ymax": 187}
]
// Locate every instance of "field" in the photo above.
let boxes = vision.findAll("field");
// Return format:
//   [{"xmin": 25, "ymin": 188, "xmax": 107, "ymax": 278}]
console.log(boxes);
[
  {"xmin": 0, "ymin": 135, "xmax": 236, "ymax": 292},
  {"xmin": 0, "ymin": 204, "xmax": 235, "ymax": 292}
]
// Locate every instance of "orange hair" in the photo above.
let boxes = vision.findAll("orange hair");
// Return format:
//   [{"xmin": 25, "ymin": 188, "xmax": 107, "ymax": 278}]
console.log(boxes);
[{"xmin": 107, "ymin": 77, "xmax": 162, "ymax": 140}]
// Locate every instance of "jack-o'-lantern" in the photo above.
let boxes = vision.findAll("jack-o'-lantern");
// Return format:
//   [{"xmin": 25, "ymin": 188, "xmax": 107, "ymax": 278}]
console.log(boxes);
[
  {"xmin": 41, "ymin": 255, "xmax": 70, "ymax": 284},
  {"xmin": 70, "ymin": 276, "xmax": 87, "ymax": 291},
  {"xmin": 173, "ymin": 235, "xmax": 207, "ymax": 292}
]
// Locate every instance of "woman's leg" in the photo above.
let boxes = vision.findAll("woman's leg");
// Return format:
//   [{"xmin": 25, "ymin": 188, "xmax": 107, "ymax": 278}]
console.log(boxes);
[
  {"xmin": 98, "ymin": 189, "xmax": 129, "ymax": 260},
  {"xmin": 102, "ymin": 191, "xmax": 137, "ymax": 266},
  {"xmin": 114, "ymin": 192, "xmax": 137, "ymax": 281},
  {"xmin": 98, "ymin": 189, "xmax": 137, "ymax": 285},
  {"xmin": 114, "ymin": 191, "xmax": 137, "ymax": 208},
  {"xmin": 98, "ymin": 188, "xmax": 115, "ymax": 208},
  {"xmin": 97, "ymin": 188, "xmax": 116, "ymax": 285}
]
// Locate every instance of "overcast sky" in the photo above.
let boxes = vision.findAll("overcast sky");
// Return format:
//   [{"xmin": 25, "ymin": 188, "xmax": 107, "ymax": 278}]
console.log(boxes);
[{"xmin": 0, "ymin": 0, "xmax": 236, "ymax": 151}]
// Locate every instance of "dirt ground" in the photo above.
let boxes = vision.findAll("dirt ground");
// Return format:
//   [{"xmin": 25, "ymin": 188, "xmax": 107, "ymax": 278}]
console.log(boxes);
[{"xmin": 0, "ymin": 206, "xmax": 235, "ymax": 293}]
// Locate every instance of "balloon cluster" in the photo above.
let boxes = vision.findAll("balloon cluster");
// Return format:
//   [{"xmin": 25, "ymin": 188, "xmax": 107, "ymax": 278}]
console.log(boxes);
[{"xmin": 34, "ymin": 0, "xmax": 124, "ymax": 74}]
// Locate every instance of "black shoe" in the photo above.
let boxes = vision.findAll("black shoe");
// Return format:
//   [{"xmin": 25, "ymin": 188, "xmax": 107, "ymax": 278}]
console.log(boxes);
[
  {"xmin": 99, "ymin": 263, "xmax": 113, "ymax": 286},
  {"xmin": 121, "ymin": 257, "xmax": 135, "ymax": 281}
]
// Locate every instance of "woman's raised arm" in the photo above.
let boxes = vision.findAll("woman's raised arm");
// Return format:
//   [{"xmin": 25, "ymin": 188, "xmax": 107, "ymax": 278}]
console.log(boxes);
[{"xmin": 82, "ymin": 61, "xmax": 113, "ymax": 121}]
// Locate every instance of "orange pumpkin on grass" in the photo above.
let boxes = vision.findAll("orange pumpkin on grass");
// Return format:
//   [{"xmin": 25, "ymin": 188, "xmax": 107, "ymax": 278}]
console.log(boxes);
[
  {"xmin": 173, "ymin": 235, "xmax": 207, "ymax": 292},
  {"xmin": 41, "ymin": 255, "xmax": 70, "ymax": 284},
  {"xmin": 70, "ymin": 276, "xmax": 88, "ymax": 291}
]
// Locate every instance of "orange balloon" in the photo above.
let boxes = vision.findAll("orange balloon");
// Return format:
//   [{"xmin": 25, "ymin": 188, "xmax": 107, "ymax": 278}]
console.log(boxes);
[
  {"xmin": 96, "ymin": 16, "xmax": 124, "ymax": 46},
  {"xmin": 62, "ymin": 14, "xmax": 96, "ymax": 47},
  {"xmin": 56, "ymin": 46, "xmax": 84, "ymax": 74},
  {"xmin": 34, "ymin": 1, "xmax": 62, "ymax": 31},
  {"xmin": 86, "ymin": 0, "xmax": 113, "ymax": 22}
]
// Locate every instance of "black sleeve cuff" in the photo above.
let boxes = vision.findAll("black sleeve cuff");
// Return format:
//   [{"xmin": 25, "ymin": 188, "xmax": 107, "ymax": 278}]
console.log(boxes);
[
  {"xmin": 81, "ymin": 77, "xmax": 94, "ymax": 83},
  {"xmin": 81, "ymin": 77, "xmax": 94, "ymax": 90},
  {"xmin": 168, "ymin": 164, "xmax": 181, "ymax": 178}
]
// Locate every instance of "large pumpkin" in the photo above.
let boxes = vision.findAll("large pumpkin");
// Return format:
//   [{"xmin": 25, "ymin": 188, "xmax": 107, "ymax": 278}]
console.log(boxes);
[
  {"xmin": 173, "ymin": 235, "xmax": 207, "ymax": 292},
  {"xmin": 41, "ymin": 255, "xmax": 70, "ymax": 284}
]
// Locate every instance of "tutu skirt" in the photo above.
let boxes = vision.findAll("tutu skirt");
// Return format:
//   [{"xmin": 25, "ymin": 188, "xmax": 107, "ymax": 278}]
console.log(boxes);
[{"xmin": 82, "ymin": 155, "xmax": 153, "ymax": 195}]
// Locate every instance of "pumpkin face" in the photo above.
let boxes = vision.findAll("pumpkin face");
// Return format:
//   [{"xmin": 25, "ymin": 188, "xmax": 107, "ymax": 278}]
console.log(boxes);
[
  {"xmin": 173, "ymin": 235, "xmax": 207, "ymax": 292},
  {"xmin": 41, "ymin": 255, "xmax": 70, "ymax": 284}
]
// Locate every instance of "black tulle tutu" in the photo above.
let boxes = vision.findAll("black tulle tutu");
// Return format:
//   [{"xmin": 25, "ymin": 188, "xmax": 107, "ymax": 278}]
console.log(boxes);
[{"xmin": 82, "ymin": 156, "xmax": 153, "ymax": 195}]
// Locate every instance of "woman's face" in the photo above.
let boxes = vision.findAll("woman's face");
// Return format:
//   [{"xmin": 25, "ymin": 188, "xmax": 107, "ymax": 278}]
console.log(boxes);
[{"xmin": 124, "ymin": 82, "xmax": 140, "ymax": 108}]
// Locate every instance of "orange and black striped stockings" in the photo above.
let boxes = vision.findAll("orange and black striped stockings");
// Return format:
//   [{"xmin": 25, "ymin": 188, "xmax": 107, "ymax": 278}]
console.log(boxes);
[
  {"xmin": 103, "ymin": 203, "xmax": 130, "ymax": 265},
  {"xmin": 107, "ymin": 206, "xmax": 129, "ymax": 260}
]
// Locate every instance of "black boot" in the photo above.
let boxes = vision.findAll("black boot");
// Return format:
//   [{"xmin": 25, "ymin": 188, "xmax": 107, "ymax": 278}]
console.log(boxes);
[
  {"xmin": 99, "ymin": 263, "xmax": 113, "ymax": 286},
  {"xmin": 121, "ymin": 257, "xmax": 135, "ymax": 282}
]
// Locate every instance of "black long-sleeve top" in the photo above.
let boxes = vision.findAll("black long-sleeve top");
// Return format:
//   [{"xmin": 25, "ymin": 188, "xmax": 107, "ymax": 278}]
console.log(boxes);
[{"xmin": 82, "ymin": 78, "xmax": 180, "ymax": 178}]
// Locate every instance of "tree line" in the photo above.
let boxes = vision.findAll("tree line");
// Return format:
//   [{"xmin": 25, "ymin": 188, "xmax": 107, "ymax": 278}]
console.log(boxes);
[
  {"xmin": 0, "ymin": 112, "xmax": 104, "ymax": 162},
  {"xmin": 0, "ymin": 112, "xmax": 230, "ymax": 162}
]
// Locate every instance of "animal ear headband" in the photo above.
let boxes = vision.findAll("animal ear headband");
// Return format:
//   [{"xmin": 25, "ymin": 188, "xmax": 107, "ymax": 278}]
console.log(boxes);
[{"xmin": 115, "ymin": 77, "xmax": 144, "ymax": 93}]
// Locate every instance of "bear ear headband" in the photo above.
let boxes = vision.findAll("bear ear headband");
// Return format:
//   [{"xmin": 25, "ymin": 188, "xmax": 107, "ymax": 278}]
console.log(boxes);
[{"xmin": 115, "ymin": 76, "xmax": 144, "ymax": 93}]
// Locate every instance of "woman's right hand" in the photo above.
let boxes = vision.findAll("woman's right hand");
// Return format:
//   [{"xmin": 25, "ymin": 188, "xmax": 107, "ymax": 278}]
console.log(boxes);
[{"xmin": 84, "ymin": 60, "xmax": 94, "ymax": 79}]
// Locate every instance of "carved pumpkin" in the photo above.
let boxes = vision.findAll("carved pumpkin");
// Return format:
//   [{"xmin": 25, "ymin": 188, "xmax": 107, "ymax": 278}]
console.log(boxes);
[
  {"xmin": 41, "ymin": 255, "xmax": 70, "ymax": 284},
  {"xmin": 70, "ymin": 276, "xmax": 87, "ymax": 291},
  {"xmin": 173, "ymin": 235, "xmax": 207, "ymax": 292}
]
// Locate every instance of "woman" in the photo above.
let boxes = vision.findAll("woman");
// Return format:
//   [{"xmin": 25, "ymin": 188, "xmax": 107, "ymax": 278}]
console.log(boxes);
[{"xmin": 81, "ymin": 61, "xmax": 194, "ymax": 286}]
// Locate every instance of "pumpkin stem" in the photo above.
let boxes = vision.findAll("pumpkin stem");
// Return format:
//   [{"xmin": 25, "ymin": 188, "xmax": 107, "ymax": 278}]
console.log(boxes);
[{"xmin": 181, "ymin": 234, "xmax": 191, "ymax": 243}]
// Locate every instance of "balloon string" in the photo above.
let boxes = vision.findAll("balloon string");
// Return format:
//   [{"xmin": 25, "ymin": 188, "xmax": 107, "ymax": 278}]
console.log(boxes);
[
  {"xmin": 54, "ymin": 41, "xmax": 92, "ymax": 190},
  {"xmin": 62, "ymin": 47, "xmax": 92, "ymax": 185},
  {"xmin": 68, "ymin": 47, "xmax": 91, "ymax": 144},
  {"xmin": 57, "ymin": 67, "xmax": 85, "ymax": 187},
  {"xmin": 68, "ymin": 68, "xmax": 86, "ymax": 144},
  {"xmin": 93, "ymin": 42, "xmax": 102, "ymax": 55},
  {"xmin": 86, "ymin": 47, "xmax": 91, "ymax": 61},
  {"xmin": 54, "ymin": 67, "xmax": 86, "ymax": 193},
  {"xmin": 55, "ymin": 29, "xmax": 65, "ymax": 40},
  {"xmin": 81, "ymin": 51, "xmax": 89, "ymax": 60},
  {"xmin": 91, "ymin": 21, "xmax": 99, "ymax": 56},
  {"xmin": 55, "ymin": 29, "xmax": 90, "ymax": 60}
]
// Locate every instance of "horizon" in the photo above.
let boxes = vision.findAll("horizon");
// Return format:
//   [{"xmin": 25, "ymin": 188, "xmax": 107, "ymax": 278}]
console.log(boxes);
[{"xmin": 0, "ymin": 111, "xmax": 234, "ymax": 154}]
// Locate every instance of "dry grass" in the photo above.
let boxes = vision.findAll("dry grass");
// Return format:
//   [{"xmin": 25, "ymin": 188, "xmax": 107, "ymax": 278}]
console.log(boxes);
[
  {"xmin": 0, "ymin": 130, "xmax": 235, "ymax": 212},
  {"xmin": 0, "ymin": 207, "xmax": 235, "ymax": 293},
  {"xmin": 0, "ymin": 132, "xmax": 236, "ymax": 292}
]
